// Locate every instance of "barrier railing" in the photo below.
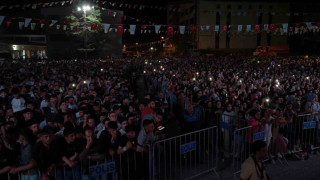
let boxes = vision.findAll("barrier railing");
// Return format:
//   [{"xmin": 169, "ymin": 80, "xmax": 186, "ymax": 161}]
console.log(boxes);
[
  {"xmin": 150, "ymin": 126, "xmax": 220, "ymax": 180},
  {"xmin": 5, "ymin": 114, "xmax": 320, "ymax": 180}
]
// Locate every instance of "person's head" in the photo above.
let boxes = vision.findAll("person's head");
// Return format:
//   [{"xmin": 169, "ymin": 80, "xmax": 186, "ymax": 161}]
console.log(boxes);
[
  {"xmin": 87, "ymin": 116, "xmax": 96, "ymax": 128},
  {"xmin": 107, "ymin": 121, "xmax": 118, "ymax": 137},
  {"xmin": 148, "ymin": 100, "xmax": 156, "ymax": 109},
  {"xmin": 12, "ymin": 87, "xmax": 20, "ymax": 98},
  {"xmin": 39, "ymin": 126, "xmax": 54, "ymax": 147},
  {"xmin": 84, "ymin": 127, "xmax": 94, "ymax": 141},
  {"xmin": 119, "ymin": 118, "xmax": 128, "ymax": 130},
  {"xmin": 154, "ymin": 111, "xmax": 163, "ymax": 124},
  {"xmin": 19, "ymin": 128, "xmax": 35, "ymax": 146},
  {"xmin": 127, "ymin": 114, "xmax": 135, "ymax": 125},
  {"xmin": 63, "ymin": 125, "xmax": 75, "ymax": 144},
  {"xmin": 187, "ymin": 105, "xmax": 194, "ymax": 115},
  {"xmin": 143, "ymin": 119, "xmax": 155, "ymax": 133},
  {"xmin": 226, "ymin": 103, "xmax": 233, "ymax": 112},
  {"xmin": 26, "ymin": 101, "xmax": 35, "ymax": 110},
  {"xmin": 26, "ymin": 120, "xmax": 39, "ymax": 135},
  {"xmin": 109, "ymin": 112, "xmax": 117, "ymax": 121},
  {"xmin": 252, "ymin": 140, "xmax": 267, "ymax": 160},
  {"xmin": 23, "ymin": 108, "xmax": 33, "ymax": 121},
  {"xmin": 125, "ymin": 125, "xmax": 136, "ymax": 139},
  {"xmin": 59, "ymin": 100, "xmax": 68, "ymax": 112}
]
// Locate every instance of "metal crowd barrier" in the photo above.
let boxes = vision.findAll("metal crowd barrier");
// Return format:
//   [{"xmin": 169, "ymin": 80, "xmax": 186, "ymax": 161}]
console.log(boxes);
[{"xmin": 150, "ymin": 126, "xmax": 220, "ymax": 180}]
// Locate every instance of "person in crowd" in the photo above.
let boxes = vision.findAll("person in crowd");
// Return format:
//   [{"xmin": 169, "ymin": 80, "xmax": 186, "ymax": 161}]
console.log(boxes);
[{"xmin": 240, "ymin": 140, "xmax": 271, "ymax": 180}]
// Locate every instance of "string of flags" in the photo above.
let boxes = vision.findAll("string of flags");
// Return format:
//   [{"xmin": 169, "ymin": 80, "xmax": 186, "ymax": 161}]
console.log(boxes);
[
  {"xmin": 0, "ymin": 15, "xmax": 319, "ymax": 35},
  {"xmin": 0, "ymin": 0, "xmax": 166, "ymax": 12}
]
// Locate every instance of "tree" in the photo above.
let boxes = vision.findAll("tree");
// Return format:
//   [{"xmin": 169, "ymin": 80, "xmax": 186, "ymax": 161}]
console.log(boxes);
[{"xmin": 65, "ymin": 8, "xmax": 103, "ymax": 59}]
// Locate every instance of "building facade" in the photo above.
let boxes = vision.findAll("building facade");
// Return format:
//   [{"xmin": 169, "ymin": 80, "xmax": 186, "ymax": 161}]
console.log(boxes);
[{"xmin": 168, "ymin": 0, "xmax": 290, "ymax": 51}]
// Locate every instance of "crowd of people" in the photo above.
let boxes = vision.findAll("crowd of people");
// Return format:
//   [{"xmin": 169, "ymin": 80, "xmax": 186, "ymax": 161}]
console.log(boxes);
[{"xmin": 0, "ymin": 55, "xmax": 320, "ymax": 180}]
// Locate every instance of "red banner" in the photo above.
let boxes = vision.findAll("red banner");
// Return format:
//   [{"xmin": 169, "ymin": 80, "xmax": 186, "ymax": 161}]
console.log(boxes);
[
  {"xmin": 255, "ymin": 25, "xmax": 260, "ymax": 31},
  {"xmin": 91, "ymin": 23, "xmax": 97, "ymax": 30},
  {"xmin": 269, "ymin": 24, "xmax": 276, "ymax": 32},
  {"xmin": 191, "ymin": 25, "xmax": 197, "ymax": 33}
]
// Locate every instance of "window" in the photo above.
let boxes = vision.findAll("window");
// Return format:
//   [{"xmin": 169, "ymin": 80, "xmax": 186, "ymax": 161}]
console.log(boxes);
[
  {"xmin": 216, "ymin": 4, "xmax": 220, "ymax": 9},
  {"xmin": 238, "ymin": 5, "xmax": 242, "ymax": 10}
]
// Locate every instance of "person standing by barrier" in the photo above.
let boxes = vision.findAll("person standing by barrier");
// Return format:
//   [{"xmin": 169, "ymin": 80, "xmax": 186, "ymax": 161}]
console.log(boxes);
[
  {"xmin": 240, "ymin": 140, "xmax": 271, "ymax": 180},
  {"xmin": 9, "ymin": 128, "xmax": 38, "ymax": 180},
  {"xmin": 222, "ymin": 103, "xmax": 236, "ymax": 160}
]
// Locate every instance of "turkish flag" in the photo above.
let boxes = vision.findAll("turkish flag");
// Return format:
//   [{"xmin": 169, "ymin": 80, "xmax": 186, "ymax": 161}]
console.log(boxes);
[
  {"xmin": 117, "ymin": 25, "xmax": 123, "ymax": 35},
  {"xmin": 91, "ymin": 23, "xmax": 97, "ymax": 30},
  {"xmin": 255, "ymin": 25, "xmax": 260, "ymax": 31},
  {"xmin": 167, "ymin": 25, "xmax": 174, "ymax": 35},
  {"xmin": 191, "ymin": 25, "xmax": 197, "ymax": 33},
  {"xmin": 269, "ymin": 24, "xmax": 276, "ymax": 32},
  {"xmin": 223, "ymin": 25, "xmax": 227, "ymax": 32}
]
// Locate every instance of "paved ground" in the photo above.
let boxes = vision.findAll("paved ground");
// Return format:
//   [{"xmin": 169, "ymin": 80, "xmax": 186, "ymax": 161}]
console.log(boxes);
[{"xmin": 197, "ymin": 154, "xmax": 320, "ymax": 180}]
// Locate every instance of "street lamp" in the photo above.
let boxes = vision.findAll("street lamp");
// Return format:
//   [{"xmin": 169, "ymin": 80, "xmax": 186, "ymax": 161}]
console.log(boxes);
[{"xmin": 78, "ymin": 5, "xmax": 93, "ymax": 59}]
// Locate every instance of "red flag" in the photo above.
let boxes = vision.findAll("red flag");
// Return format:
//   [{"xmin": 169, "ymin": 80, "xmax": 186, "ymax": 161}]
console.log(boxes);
[
  {"xmin": 107, "ymin": 10, "xmax": 111, "ymax": 15},
  {"xmin": 39, "ymin": 19, "xmax": 45, "ymax": 24},
  {"xmin": 295, "ymin": 23, "xmax": 299, "ymax": 28},
  {"xmin": 91, "ymin": 23, "xmax": 97, "ymax": 30},
  {"xmin": 77, "ymin": 26, "xmax": 80, "ymax": 31},
  {"xmin": 269, "ymin": 24, "xmax": 276, "ymax": 32},
  {"xmin": 117, "ymin": 25, "xmax": 123, "ymax": 35},
  {"xmin": 191, "ymin": 25, "xmax": 197, "ymax": 33},
  {"xmin": 167, "ymin": 25, "xmax": 174, "ymax": 35},
  {"xmin": 254, "ymin": 25, "xmax": 260, "ymax": 31},
  {"xmin": 223, "ymin": 25, "xmax": 227, "ymax": 32},
  {"xmin": 6, "ymin": 21, "xmax": 12, "ymax": 27},
  {"xmin": 141, "ymin": 25, "xmax": 148, "ymax": 29},
  {"xmin": 64, "ymin": 21, "xmax": 70, "ymax": 24}
]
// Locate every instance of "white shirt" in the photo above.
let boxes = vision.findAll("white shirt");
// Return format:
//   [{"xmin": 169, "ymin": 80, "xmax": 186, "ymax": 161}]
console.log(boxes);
[{"xmin": 11, "ymin": 97, "xmax": 26, "ymax": 113}]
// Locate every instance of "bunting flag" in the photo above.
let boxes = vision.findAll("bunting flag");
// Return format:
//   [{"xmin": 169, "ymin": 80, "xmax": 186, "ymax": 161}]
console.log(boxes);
[
  {"xmin": 24, "ymin": 18, "xmax": 32, "ymax": 27},
  {"xmin": 154, "ymin": 25, "xmax": 161, "ymax": 34},
  {"xmin": 223, "ymin": 25, "xmax": 227, "ymax": 32},
  {"xmin": 41, "ymin": 24, "xmax": 45, "ymax": 28},
  {"xmin": 18, "ymin": 22, "xmax": 24, "ymax": 29},
  {"xmin": 191, "ymin": 25, "xmax": 197, "ymax": 33},
  {"xmin": 269, "ymin": 24, "xmax": 276, "ymax": 32},
  {"xmin": 31, "ymin": 23, "xmax": 36, "ymax": 30},
  {"xmin": 246, "ymin": 25, "xmax": 251, "ymax": 32},
  {"xmin": 264, "ymin": 24, "xmax": 269, "ymax": 31},
  {"xmin": 49, "ymin": 20, "xmax": 58, "ymax": 27},
  {"xmin": 282, "ymin": 23, "xmax": 288, "ymax": 33},
  {"xmin": 306, "ymin": 22, "xmax": 312, "ymax": 30},
  {"xmin": 179, "ymin": 26, "xmax": 185, "ymax": 34},
  {"xmin": 255, "ymin": 25, "xmax": 260, "ymax": 31},
  {"xmin": 91, "ymin": 23, "xmax": 97, "ymax": 30},
  {"xmin": 56, "ymin": 25, "xmax": 60, "ymax": 30},
  {"xmin": 200, "ymin": 26, "xmax": 204, "ymax": 31},
  {"xmin": 63, "ymin": 25, "xmax": 67, "ymax": 30},
  {"xmin": 214, "ymin": 25, "xmax": 219, "ymax": 32},
  {"xmin": 117, "ymin": 24, "xmax": 123, "ymax": 35},
  {"xmin": 70, "ymin": 26, "xmax": 74, "ymax": 30},
  {"xmin": 129, "ymin": 25, "xmax": 136, "ymax": 35},
  {"xmin": 103, "ymin": 24, "xmax": 110, "ymax": 33},
  {"xmin": 38, "ymin": 19, "xmax": 45, "ymax": 24},
  {"xmin": 0, "ymin": 16, "xmax": 4, "ymax": 26},
  {"xmin": 167, "ymin": 25, "xmax": 173, "ymax": 35},
  {"xmin": 206, "ymin": 25, "xmax": 210, "ymax": 30},
  {"xmin": 238, "ymin": 25, "xmax": 242, "ymax": 32}
]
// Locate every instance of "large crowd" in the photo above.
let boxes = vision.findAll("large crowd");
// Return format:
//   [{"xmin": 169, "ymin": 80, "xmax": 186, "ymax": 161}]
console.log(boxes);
[{"xmin": 0, "ymin": 55, "xmax": 320, "ymax": 180}]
